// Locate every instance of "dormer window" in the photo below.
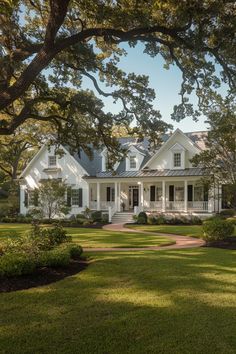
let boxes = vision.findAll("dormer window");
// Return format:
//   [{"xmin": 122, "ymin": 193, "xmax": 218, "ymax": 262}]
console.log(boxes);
[
  {"xmin": 130, "ymin": 155, "xmax": 137, "ymax": 169},
  {"xmin": 48, "ymin": 155, "xmax": 57, "ymax": 167},
  {"xmin": 173, "ymin": 153, "xmax": 181, "ymax": 167}
]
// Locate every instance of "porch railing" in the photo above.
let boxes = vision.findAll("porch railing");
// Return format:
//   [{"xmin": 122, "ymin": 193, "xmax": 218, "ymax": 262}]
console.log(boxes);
[
  {"xmin": 144, "ymin": 201, "xmax": 162, "ymax": 211},
  {"xmin": 188, "ymin": 201, "xmax": 208, "ymax": 211},
  {"xmin": 89, "ymin": 201, "xmax": 115, "ymax": 210},
  {"xmin": 166, "ymin": 201, "xmax": 185, "ymax": 211}
]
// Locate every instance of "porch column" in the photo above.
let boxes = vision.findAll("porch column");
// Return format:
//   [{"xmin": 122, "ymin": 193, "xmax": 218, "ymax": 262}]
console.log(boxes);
[
  {"xmin": 162, "ymin": 180, "xmax": 166, "ymax": 212},
  {"xmin": 140, "ymin": 181, "xmax": 144, "ymax": 211},
  {"xmin": 117, "ymin": 182, "xmax": 121, "ymax": 212},
  {"xmin": 115, "ymin": 181, "xmax": 118, "ymax": 211},
  {"xmin": 184, "ymin": 180, "xmax": 188, "ymax": 212},
  {"xmin": 96, "ymin": 182, "xmax": 100, "ymax": 210}
]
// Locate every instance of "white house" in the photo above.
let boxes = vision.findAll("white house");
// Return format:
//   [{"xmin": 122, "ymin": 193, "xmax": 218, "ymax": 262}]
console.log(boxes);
[{"xmin": 19, "ymin": 129, "xmax": 226, "ymax": 222}]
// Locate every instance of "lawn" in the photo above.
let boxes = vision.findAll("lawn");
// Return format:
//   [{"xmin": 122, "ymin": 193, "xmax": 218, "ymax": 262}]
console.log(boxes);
[
  {"xmin": 127, "ymin": 224, "xmax": 236, "ymax": 238},
  {"xmin": 0, "ymin": 223, "xmax": 173, "ymax": 248},
  {"xmin": 0, "ymin": 248, "xmax": 236, "ymax": 353}
]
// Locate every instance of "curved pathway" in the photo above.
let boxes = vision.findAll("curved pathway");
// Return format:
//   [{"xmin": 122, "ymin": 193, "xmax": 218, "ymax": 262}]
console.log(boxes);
[{"xmin": 83, "ymin": 223, "xmax": 205, "ymax": 252}]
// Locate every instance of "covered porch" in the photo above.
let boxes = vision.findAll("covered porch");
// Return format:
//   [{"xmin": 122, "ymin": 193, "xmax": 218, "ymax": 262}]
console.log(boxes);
[{"xmin": 87, "ymin": 178, "xmax": 213, "ymax": 216}]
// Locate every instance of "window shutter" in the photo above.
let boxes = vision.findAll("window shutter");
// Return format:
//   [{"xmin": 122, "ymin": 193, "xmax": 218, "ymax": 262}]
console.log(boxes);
[
  {"xmin": 169, "ymin": 185, "xmax": 174, "ymax": 201},
  {"xmin": 34, "ymin": 190, "xmax": 39, "ymax": 206},
  {"xmin": 24, "ymin": 191, "xmax": 29, "ymax": 207},
  {"xmin": 188, "ymin": 185, "xmax": 193, "ymax": 202},
  {"xmin": 106, "ymin": 187, "xmax": 111, "ymax": 202},
  {"xmin": 203, "ymin": 185, "xmax": 209, "ymax": 202},
  {"xmin": 67, "ymin": 187, "xmax": 72, "ymax": 207},
  {"xmin": 150, "ymin": 186, "xmax": 156, "ymax": 201},
  {"xmin": 78, "ymin": 188, "xmax": 83, "ymax": 207}
]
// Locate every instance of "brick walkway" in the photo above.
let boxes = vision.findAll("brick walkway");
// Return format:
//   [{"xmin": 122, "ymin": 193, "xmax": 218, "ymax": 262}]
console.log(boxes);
[{"xmin": 83, "ymin": 223, "xmax": 205, "ymax": 252}]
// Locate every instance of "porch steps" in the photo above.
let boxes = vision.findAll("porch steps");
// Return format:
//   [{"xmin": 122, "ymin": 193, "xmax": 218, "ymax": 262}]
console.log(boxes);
[{"xmin": 111, "ymin": 212, "xmax": 134, "ymax": 224}]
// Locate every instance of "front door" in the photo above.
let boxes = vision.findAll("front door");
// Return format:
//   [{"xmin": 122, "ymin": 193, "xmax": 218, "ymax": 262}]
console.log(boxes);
[
  {"xmin": 133, "ymin": 188, "xmax": 139, "ymax": 208},
  {"xmin": 129, "ymin": 186, "xmax": 139, "ymax": 209}
]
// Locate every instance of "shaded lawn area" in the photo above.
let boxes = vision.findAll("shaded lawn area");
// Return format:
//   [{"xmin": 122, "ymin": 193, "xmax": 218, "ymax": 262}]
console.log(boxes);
[
  {"xmin": 127, "ymin": 224, "xmax": 236, "ymax": 238},
  {"xmin": 0, "ymin": 223, "xmax": 173, "ymax": 248},
  {"xmin": 0, "ymin": 248, "xmax": 236, "ymax": 354}
]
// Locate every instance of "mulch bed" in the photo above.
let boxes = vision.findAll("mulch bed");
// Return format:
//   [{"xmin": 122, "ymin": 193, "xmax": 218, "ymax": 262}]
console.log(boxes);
[
  {"xmin": 204, "ymin": 237, "xmax": 236, "ymax": 250},
  {"xmin": 0, "ymin": 259, "xmax": 89, "ymax": 293}
]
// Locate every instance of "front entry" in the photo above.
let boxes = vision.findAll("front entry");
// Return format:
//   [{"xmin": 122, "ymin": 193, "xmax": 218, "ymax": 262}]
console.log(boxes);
[{"xmin": 129, "ymin": 186, "xmax": 139, "ymax": 209}]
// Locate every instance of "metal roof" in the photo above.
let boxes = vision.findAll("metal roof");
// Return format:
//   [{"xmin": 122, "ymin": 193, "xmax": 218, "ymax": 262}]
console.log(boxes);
[{"xmin": 84, "ymin": 168, "xmax": 207, "ymax": 179}]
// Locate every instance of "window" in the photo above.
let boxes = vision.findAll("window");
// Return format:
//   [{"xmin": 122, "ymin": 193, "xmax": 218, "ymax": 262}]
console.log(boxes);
[
  {"xmin": 48, "ymin": 155, "xmax": 57, "ymax": 167},
  {"xmin": 71, "ymin": 189, "xmax": 83, "ymax": 207},
  {"xmin": 175, "ymin": 187, "xmax": 184, "ymax": 201},
  {"xmin": 130, "ymin": 155, "xmax": 136, "ymax": 169},
  {"xmin": 173, "ymin": 152, "xmax": 181, "ymax": 167},
  {"xmin": 28, "ymin": 190, "xmax": 39, "ymax": 206},
  {"xmin": 106, "ymin": 187, "xmax": 115, "ymax": 202}
]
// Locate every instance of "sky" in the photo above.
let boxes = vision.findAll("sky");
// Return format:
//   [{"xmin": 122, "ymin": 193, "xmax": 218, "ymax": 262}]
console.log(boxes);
[{"xmin": 81, "ymin": 42, "xmax": 209, "ymax": 133}]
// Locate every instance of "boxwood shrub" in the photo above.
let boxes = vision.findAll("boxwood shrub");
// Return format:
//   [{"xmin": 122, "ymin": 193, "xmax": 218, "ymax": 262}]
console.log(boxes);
[
  {"xmin": 203, "ymin": 217, "xmax": 234, "ymax": 243},
  {"xmin": 137, "ymin": 212, "xmax": 148, "ymax": 224},
  {"xmin": 0, "ymin": 253, "xmax": 36, "ymax": 278}
]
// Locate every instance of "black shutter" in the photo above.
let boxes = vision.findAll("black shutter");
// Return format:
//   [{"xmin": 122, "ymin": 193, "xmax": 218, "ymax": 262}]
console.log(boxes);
[
  {"xmin": 67, "ymin": 187, "xmax": 72, "ymax": 207},
  {"xmin": 150, "ymin": 186, "xmax": 156, "ymax": 201},
  {"xmin": 106, "ymin": 187, "xmax": 111, "ymax": 202},
  {"xmin": 34, "ymin": 190, "xmax": 39, "ymax": 206},
  {"xmin": 188, "ymin": 185, "xmax": 193, "ymax": 202},
  {"xmin": 169, "ymin": 185, "xmax": 174, "ymax": 201},
  {"xmin": 203, "ymin": 185, "xmax": 209, "ymax": 201},
  {"xmin": 24, "ymin": 191, "xmax": 29, "ymax": 207},
  {"xmin": 78, "ymin": 188, "xmax": 83, "ymax": 207}
]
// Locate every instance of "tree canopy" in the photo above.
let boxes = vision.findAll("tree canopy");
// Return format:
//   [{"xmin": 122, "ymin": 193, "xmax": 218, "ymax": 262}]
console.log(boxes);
[
  {"xmin": 0, "ymin": 0, "xmax": 235, "ymax": 154},
  {"xmin": 191, "ymin": 101, "xmax": 236, "ymax": 208}
]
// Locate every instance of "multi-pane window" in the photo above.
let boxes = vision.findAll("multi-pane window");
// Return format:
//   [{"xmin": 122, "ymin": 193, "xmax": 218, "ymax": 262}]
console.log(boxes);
[
  {"xmin": 130, "ymin": 155, "xmax": 136, "ymax": 169},
  {"xmin": 71, "ymin": 189, "xmax": 79, "ymax": 206},
  {"xmin": 173, "ymin": 152, "xmax": 181, "ymax": 167},
  {"xmin": 48, "ymin": 155, "xmax": 57, "ymax": 167},
  {"xmin": 71, "ymin": 189, "xmax": 83, "ymax": 207}
]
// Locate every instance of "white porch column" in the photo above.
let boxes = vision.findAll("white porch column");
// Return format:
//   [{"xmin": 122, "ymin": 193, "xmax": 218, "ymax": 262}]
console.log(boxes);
[
  {"xmin": 96, "ymin": 182, "xmax": 100, "ymax": 210},
  {"xmin": 162, "ymin": 180, "xmax": 166, "ymax": 212},
  {"xmin": 115, "ymin": 181, "xmax": 118, "ymax": 211},
  {"xmin": 140, "ymin": 181, "xmax": 144, "ymax": 211},
  {"xmin": 184, "ymin": 180, "xmax": 188, "ymax": 213},
  {"xmin": 117, "ymin": 182, "xmax": 121, "ymax": 212}
]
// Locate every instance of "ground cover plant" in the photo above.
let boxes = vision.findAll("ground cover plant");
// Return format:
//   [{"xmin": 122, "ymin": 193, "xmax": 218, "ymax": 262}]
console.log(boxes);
[{"xmin": 0, "ymin": 248, "xmax": 236, "ymax": 353}]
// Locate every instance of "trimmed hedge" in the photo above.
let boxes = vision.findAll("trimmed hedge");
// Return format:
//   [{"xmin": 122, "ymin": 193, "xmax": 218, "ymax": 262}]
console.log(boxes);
[
  {"xmin": 203, "ymin": 217, "xmax": 234, "ymax": 243},
  {"xmin": 0, "ymin": 243, "xmax": 83, "ymax": 278},
  {"xmin": 0, "ymin": 253, "xmax": 36, "ymax": 277},
  {"xmin": 137, "ymin": 212, "xmax": 148, "ymax": 224}
]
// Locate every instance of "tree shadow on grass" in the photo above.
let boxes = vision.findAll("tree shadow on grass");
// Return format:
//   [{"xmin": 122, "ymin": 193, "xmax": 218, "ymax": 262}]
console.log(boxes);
[{"xmin": 0, "ymin": 248, "xmax": 236, "ymax": 354}]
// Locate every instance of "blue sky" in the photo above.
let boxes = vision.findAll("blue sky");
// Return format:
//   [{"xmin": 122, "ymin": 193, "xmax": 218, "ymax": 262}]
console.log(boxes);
[{"xmin": 81, "ymin": 42, "xmax": 209, "ymax": 133}]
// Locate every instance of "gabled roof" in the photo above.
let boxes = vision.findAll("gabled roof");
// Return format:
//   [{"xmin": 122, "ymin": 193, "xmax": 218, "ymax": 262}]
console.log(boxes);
[{"xmin": 142, "ymin": 129, "xmax": 201, "ymax": 169}]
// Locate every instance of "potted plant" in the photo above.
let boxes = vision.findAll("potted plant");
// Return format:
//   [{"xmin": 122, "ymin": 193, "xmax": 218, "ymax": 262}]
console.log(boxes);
[{"xmin": 121, "ymin": 202, "xmax": 126, "ymax": 211}]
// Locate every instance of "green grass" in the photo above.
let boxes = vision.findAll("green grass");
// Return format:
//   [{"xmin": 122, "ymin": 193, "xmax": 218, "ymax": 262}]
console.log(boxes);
[
  {"xmin": 0, "ymin": 248, "xmax": 236, "ymax": 353},
  {"xmin": 0, "ymin": 223, "xmax": 173, "ymax": 248},
  {"xmin": 127, "ymin": 224, "xmax": 236, "ymax": 238}
]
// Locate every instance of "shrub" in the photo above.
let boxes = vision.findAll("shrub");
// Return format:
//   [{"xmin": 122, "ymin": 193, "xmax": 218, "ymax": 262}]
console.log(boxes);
[
  {"xmin": 101, "ymin": 213, "xmax": 109, "ymax": 224},
  {"xmin": 189, "ymin": 216, "xmax": 202, "ymax": 225},
  {"xmin": 147, "ymin": 215, "xmax": 157, "ymax": 225},
  {"xmin": 137, "ymin": 212, "xmax": 147, "ymax": 224},
  {"xmin": 220, "ymin": 209, "xmax": 236, "ymax": 217},
  {"xmin": 38, "ymin": 246, "xmax": 71, "ymax": 268},
  {"xmin": 30, "ymin": 223, "xmax": 71, "ymax": 247},
  {"xmin": 0, "ymin": 253, "xmax": 36, "ymax": 278},
  {"xmin": 203, "ymin": 217, "xmax": 234, "ymax": 243},
  {"xmin": 83, "ymin": 220, "xmax": 93, "ymax": 226},
  {"xmin": 76, "ymin": 213, "xmax": 86, "ymax": 219},
  {"xmin": 91, "ymin": 211, "xmax": 102, "ymax": 222},
  {"xmin": 64, "ymin": 243, "xmax": 83, "ymax": 259}
]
